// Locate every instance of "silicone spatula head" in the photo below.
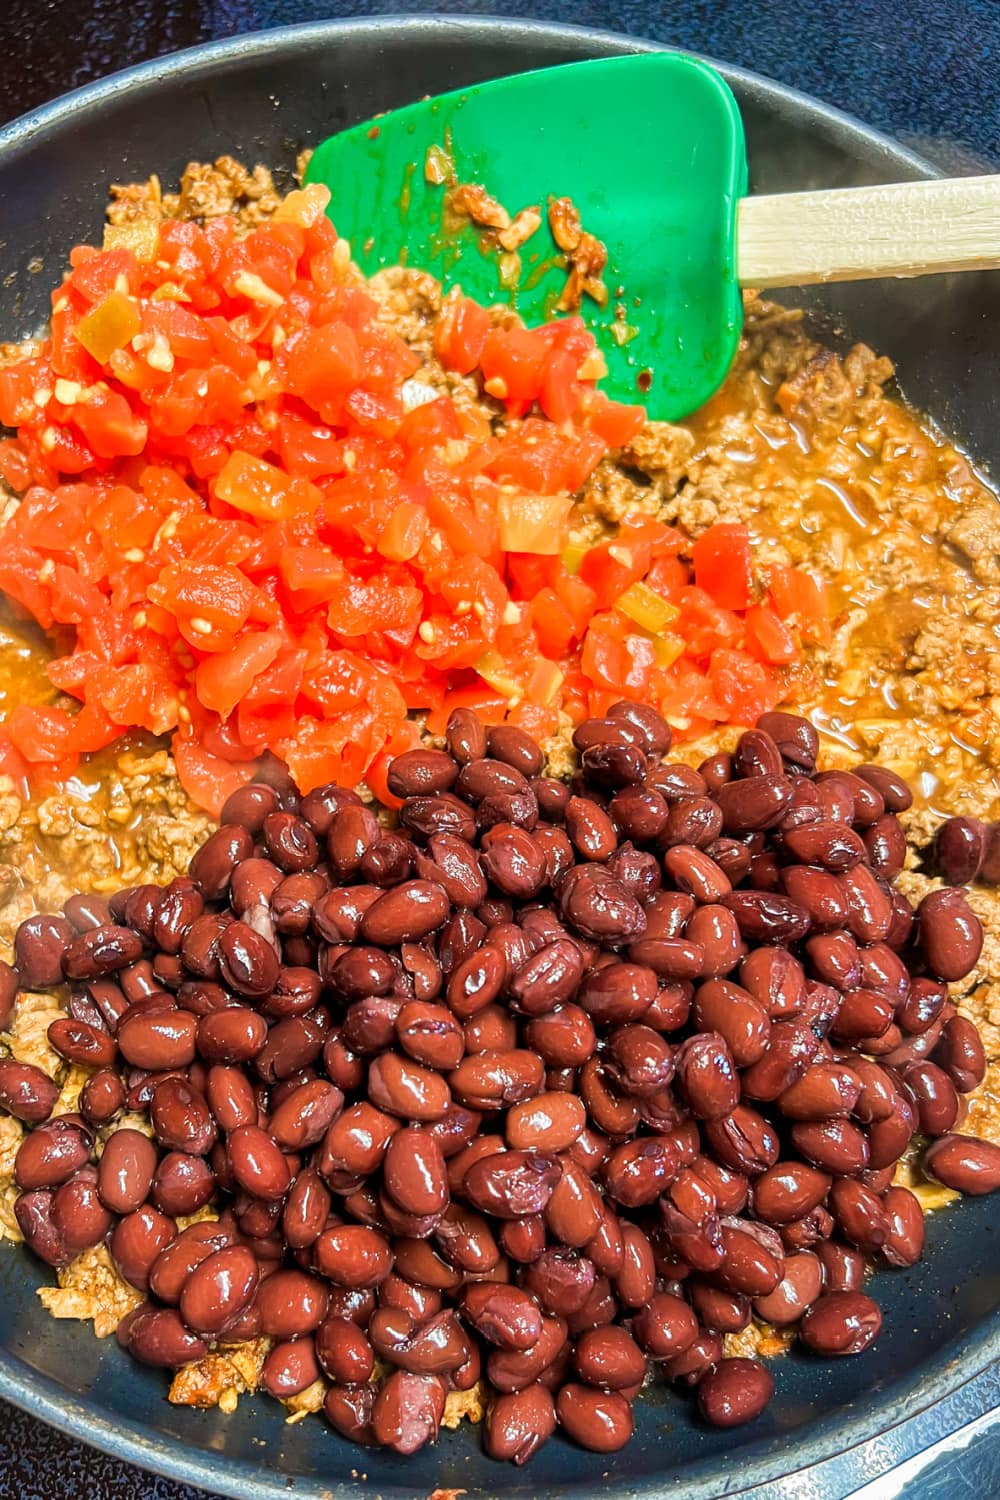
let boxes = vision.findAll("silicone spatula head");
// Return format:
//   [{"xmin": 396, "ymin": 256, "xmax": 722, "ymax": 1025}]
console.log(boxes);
[{"xmin": 305, "ymin": 54, "xmax": 747, "ymax": 420}]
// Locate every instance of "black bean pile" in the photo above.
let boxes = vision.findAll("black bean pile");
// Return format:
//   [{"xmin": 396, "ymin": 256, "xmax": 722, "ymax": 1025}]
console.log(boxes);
[{"xmin": 2, "ymin": 703, "xmax": 1000, "ymax": 1462}]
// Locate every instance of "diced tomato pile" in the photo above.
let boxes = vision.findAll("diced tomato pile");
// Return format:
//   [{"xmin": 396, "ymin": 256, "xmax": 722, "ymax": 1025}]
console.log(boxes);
[{"xmin": 0, "ymin": 184, "xmax": 829, "ymax": 815}]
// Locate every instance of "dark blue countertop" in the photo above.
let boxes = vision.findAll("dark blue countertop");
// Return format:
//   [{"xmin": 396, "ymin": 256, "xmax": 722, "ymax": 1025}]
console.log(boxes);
[{"xmin": 0, "ymin": 3, "xmax": 998, "ymax": 1497}]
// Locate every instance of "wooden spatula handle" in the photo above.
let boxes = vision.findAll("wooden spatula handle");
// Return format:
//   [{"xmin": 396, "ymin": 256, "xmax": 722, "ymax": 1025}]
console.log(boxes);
[{"xmin": 737, "ymin": 174, "xmax": 1000, "ymax": 288}]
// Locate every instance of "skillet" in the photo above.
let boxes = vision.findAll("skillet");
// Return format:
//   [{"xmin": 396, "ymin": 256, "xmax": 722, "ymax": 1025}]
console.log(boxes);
[{"xmin": 0, "ymin": 17, "xmax": 998, "ymax": 1498}]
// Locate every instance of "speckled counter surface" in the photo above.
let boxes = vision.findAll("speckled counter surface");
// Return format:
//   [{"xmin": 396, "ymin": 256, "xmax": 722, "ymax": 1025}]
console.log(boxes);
[{"xmin": 0, "ymin": 3, "xmax": 998, "ymax": 1496}]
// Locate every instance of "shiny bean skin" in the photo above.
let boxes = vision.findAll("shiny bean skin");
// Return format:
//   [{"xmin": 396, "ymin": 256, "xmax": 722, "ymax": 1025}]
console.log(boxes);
[
  {"xmin": 631, "ymin": 1292, "xmax": 699, "ymax": 1357},
  {"xmin": 524, "ymin": 1006, "xmax": 596, "ymax": 1068},
  {"xmin": 79, "ymin": 1068, "xmax": 126, "ymax": 1127},
  {"xmin": 46, "ymin": 1016, "xmax": 117, "ymax": 1070},
  {"xmin": 507, "ymin": 1092, "xmax": 586, "ymax": 1152},
  {"xmin": 704, "ymin": 1107, "xmax": 780, "ymax": 1176},
  {"xmin": 792, "ymin": 1119, "xmax": 870, "ymax": 1176},
  {"xmin": 556, "ymin": 1384, "xmax": 633, "ymax": 1452},
  {"xmin": 486, "ymin": 1384, "xmax": 557, "ymax": 1465},
  {"xmin": 510, "ymin": 939, "xmax": 586, "ymax": 1016},
  {"xmin": 918, "ymin": 890, "xmax": 983, "ymax": 982},
  {"xmin": 882, "ymin": 1185, "xmax": 926, "ymax": 1266},
  {"xmin": 686, "ymin": 904, "xmax": 742, "ymax": 980},
  {"xmin": 903, "ymin": 1061, "xmax": 960, "ymax": 1136},
  {"xmin": 740, "ymin": 946, "xmax": 807, "ymax": 1016},
  {"xmin": 371, "ymin": 1370, "xmax": 447, "ymax": 1455},
  {"xmin": 445, "ymin": 945, "xmax": 506, "ymax": 1020},
  {"xmin": 604, "ymin": 1024, "xmax": 674, "ymax": 1097},
  {"xmin": 674, "ymin": 1033, "xmax": 739, "ymax": 1120},
  {"xmin": 190, "ymin": 826, "xmax": 254, "ymax": 899},
  {"xmin": 387, "ymin": 749, "xmax": 459, "ymax": 799},
  {"xmin": 722, "ymin": 891, "xmax": 810, "ymax": 945},
  {"xmin": 148, "ymin": 1222, "xmax": 231, "ymax": 1305},
  {"xmin": 778, "ymin": 1062, "xmax": 861, "ymax": 1121},
  {"xmin": 118, "ymin": 1009, "xmax": 197, "ymax": 1070},
  {"xmin": 15, "ymin": 913, "xmax": 75, "ymax": 988},
  {"xmin": 935, "ymin": 817, "xmax": 987, "ymax": 886},
  {"xmin": 218, "ymin": 922, "xmax": 280, "ymax": 999},
  {"xmin": 933, "ymin": 1015, "xmax": 987, "ymax": 1094},
  {"xmin": 269, "ymin": 1079, "xmax": 343, "ymax": 1151},
  {"xmin": 663, "ymin": 796, "xmax": 724, "ymax": 851},
  {"xmin": 14, "ymin": 1117, "xmax": 92, "ymax": 1190},
  {"xmin": 414, "ymin": 835, "xmax": 486, "ymax": 909},
  {"xmin": 487, "ymin": 1313, "xmax": 568, "ymax": 1392},
  {"xmin": 693, "ymin": 981, "xmax": 770, "ymax": 1066},
  {"xmin": 713, "ymin": 1224, "xmax": 784, "ymax": 1296},
  {"xmin": 603, "ymin": 1138, "xmax": 680, "ymax": 1209},
  {"xmin": 315, "ymin": 1316, "xmax": 376, "ymax": 1385},
  {"xmin": 828, "ymin": 1179, "xmax": 890, "ymax": 1252},
  {"xmin": 608, "ymin": 1223, "xmax": 655, "ymax": 1309},
  {"xmin": 449, "ymin": 1048, "xmax": 545, "ymax": 1110},
  {"xmin": 698, "ymin": 1358, "xmax": 774, "ymax": 1427},
  {"xmin": 546, "ymin": 1158, "xmax": 603, "ymax": 1247},
  {"xmin": 49, "ymin": 1164, "xmax": 113, "ymax": 1255},
  {"xmin": 574, "ymin": 1325, "xmax": 646, "ymax": 1390},
  {"xmin": 0, "ymin": 1060, "xmax": 59, "ymax": 1125},
  {"xmin": 62, "ymin": 925, "xmax": 143, "ymax": 981},
  {"xmin": 314, "ymin": 1225, "xmax": 393, "ymax": 1287},
  {"xmin": 97, "ymin": 1128, "xmax": 158, "ymax": 1215},
  {"xmin": 716, "ymin": 776, "xmax": 793, "ymax": 833},
  {"xmin": 111, "ymin": 1206, "xmax": 177, "ymax": 1292},
  {"xmin": 923, "ymin": 1134, "xmax": 1000, "ymax": 1195},
  {"xmin": 579, "ymin": 1058, "xmax": 642, "ymax": 1137},
  {"xmin": 383, "ymin": 1127, "xmax": 449, "ymax": 1216},
  {"xmin": 180, "ymin": 1245, "xmax": 259, "ymax": 1336},
  {"xmin": 558, "ymin": 868, "xmax": 646, "ymax": 943},
  {"xmin": 462, "ymin": 1150, "xmax": 562, "ymax": 1220},
  {"xmin": 368, "ymin": 1053, "xmax": 452, "ymax": 1121},
  {"xmin": 578, "ymin": 962, "xmax": 657, "ymax": 1026},
  {"xmin": 799, "ymin": 1290, "xmax": 882, "ymax": 1355},
  {"xmin": 462, "ymin": 1282, "xmax": 542, "ymax": 1349},
  {"xmin": 663, "ymin": 1330, "xmax": 724, "ymax": 1388},
  {"xmin": 257, "ymin": 1268, "xmax": 330, "ymax": 1338},
  {"xmin": 663, "ymin": 845, "xmax": 731, "ymax": 904},
  {"xmin": 14, "ymin": 1188, "xmax": 69, "ymax": 1266},
  {"xmin": 816, "ymin": 1239, "xmax": 866, "ymax": 1292},
  {"xmin": 262, "ymin": 1338, "xmax": 321, "ymax": 1400},
  {"xmin": 753, "ymin": 1163, "xmax": 830, "ymax": 1226},
  {"xmin": 119, "ymin": 1303, "xmax": 208, "ymax": 1369},
  {"xmin": 323, "ymin": 1382, "xmax": 377, "ymax": 1445},
  {"xmin": 753, "ymin": 1250, "xmax": 823, "ymax": 1324},
  {"xmin": 227, "ymin": 1125, "xmax": 291, "ymax": 1202}
]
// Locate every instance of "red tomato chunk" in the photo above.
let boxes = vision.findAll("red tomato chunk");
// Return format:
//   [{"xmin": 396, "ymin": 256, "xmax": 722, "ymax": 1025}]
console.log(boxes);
[{"xmin": 0, "ymin": 184, "xmax": 827, "ymax": 812}]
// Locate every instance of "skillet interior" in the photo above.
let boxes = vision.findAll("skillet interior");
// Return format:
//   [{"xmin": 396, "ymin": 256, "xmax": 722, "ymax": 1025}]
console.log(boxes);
[{"xmin": 0, "ymin": 17, "xmax": 998, "ymax": 1499}]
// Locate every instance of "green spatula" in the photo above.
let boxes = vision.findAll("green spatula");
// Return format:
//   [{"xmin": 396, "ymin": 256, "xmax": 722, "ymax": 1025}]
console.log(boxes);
[{"xmin": 305, "ymin": 53, "xmax": 1000, "ymax": 420}]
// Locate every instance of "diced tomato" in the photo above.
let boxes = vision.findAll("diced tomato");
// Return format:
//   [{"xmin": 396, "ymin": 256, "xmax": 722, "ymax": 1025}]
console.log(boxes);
[
  {"xmin": 676, "ymin": 586, "xmax": 744, "ymax": 659},
  {"xmin": 745, "ymin": 603, "xmax": 799, "ymax": 664},
  {"xmin": 173, "ymin": 734, "xmax": 258, "ymax": 819},
  {"xmin": 580, "ymin": 538, "xmax": 652, "ymax": 610},
  {"xmin": 709, "ymin": 647, "xmax": 780, "ymax": 725},
  {"xmin": 434, "ymin": 293, "xmax": 490, "ymax": 376},
  {"xmin": 195, "ymin": 629, "xmax": 284, "ymax": 720},
  {"xmin": 767, "ymin": 564, "xmax": 831, "ymax": 646},
  {"xmin": 70, "ymin": 386, "xmax": 148, "ymax": 459},
  {"xmin": 581, "ymin": 390, "xmax": 646, "ymax": 448},
  {"xmin": 480, "ymin": 326, "xmax": 549, "ymax": 408},
  {"xmin": 0, "ymin": 189, "xmax": 810, "ymax": 811},
  {"xmin": 279, "ymin": 322, "xmax": 361, "ymax": 422},
  {"xmin": 692, "ymin": 522, "xmax": 755, "ymax": 610}
]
